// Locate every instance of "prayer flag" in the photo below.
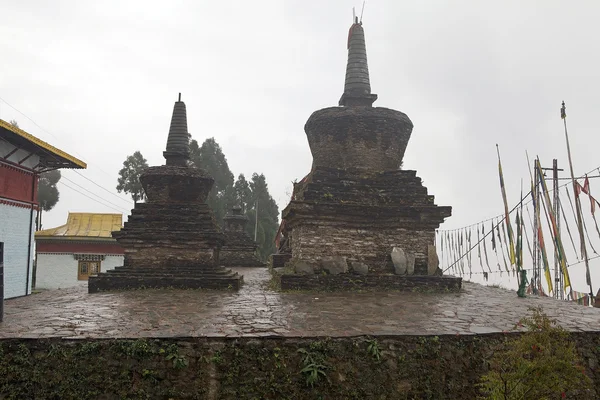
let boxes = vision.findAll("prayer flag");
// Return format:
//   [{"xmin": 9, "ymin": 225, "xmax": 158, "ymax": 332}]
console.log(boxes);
[
  {"xmin": 482, "ymin": 224, "xmax": 491, "ymax": 272},
  {"xmin": 536, "ymin": 159, "xmax": 571, "ymax": 288},
  {"xmin": 497, "ymin": 147, "xmax": 517, "ymax": 265}
]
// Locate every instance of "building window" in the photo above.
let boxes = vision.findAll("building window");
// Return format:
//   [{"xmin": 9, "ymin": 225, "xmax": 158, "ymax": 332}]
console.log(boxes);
[{"xmin": 78, "ymin": 261, "xmax": 100, "ymax": 280}]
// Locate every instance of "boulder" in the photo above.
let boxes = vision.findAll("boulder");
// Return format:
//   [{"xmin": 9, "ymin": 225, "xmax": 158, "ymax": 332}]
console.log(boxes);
[
  {"xmin": 321, "ymin": 256, "xmax": 348, "ymax": 275},
  {"xmin": 427, "ymin": 245, "xmax": 440, "ymax": 275},
  {"xmin": 391, "ymin": 247, "xmax": 407, "ymax": 275},
  {"xmin": 350, "ymin": 261, "xmax": 369, "ymax": 276},
  {"xmin": 294, "ymin": 261, "xmax": 315, "ymax": 275}
]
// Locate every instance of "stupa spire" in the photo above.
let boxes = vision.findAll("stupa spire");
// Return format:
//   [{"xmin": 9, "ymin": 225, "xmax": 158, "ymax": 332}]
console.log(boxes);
[
  {"xmin": 339, "ymin": 17, "xmax": 378, "ymax": 107},
  {"xmin": 163, "ymin": 93, "xmax": 190, "ymax": 166}
]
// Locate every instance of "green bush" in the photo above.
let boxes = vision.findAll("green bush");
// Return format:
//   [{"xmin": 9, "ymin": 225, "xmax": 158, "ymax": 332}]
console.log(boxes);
[{"xmin": 479, "ymin": 306, "xmax": 592, "ymax": 399}]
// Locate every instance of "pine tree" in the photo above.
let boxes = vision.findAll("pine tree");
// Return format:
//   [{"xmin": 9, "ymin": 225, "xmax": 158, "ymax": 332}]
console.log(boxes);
[
  {"xmin": 189, "ymin": 137, "xmax": 235, "ymax": 223},
  {"xmin": 247, "ymin": 173, "xmax": 280, "ymax": 261},
  {"xmin": 233, "ymin": 174, "xmax": 253, "ymax": 213}
]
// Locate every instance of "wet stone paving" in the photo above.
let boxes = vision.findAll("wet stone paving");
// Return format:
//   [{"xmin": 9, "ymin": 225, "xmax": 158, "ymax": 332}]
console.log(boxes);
[{"xmin": 1, "ymin": 268, "xmax": 600, "ymax": 339}]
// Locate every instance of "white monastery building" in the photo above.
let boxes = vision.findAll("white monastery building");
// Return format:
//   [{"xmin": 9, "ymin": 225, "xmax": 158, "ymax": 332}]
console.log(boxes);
[
  {"xmin": 35, "ymin": 213, "xmax": 124, "ymax": 289},
  {"xmin": 0, "ymin": 119, "xmax": 85, "ymax": 299}
]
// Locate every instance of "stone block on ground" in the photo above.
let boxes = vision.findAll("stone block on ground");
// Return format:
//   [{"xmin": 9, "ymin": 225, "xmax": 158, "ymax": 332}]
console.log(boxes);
[
  {"xmin": 427, "ymin": 245, "xmax": 440, "ymax": 276},
  {"xmin": 407, "ymin": 253, "xmax": 415, "ymax": 275},
  {"xmin": 321, "ymin": 256, "xmax": 348, "ymax": 275},
  {"xmin": 294, "ymin": 261, "xmax": 315, "ymax": 275},
  {"xmin": 350, "ymin": 261, "xmax": 369, "ymax": 276},
  {"xmin": 391, "ymin": 247, "xmax": 407, "ymax": 275}
]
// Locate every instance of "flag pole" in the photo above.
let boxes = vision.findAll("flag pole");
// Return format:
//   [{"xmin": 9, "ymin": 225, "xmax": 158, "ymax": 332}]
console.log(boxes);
[
  {"xmin": 561, "ymin": 101, "xmax": 593, "ymax": 299},
  {"xmin": 254, "ymin": 199, "xmax": 259, "ymax": 242},
  {"xmin": 496, "ymin": 144, "xmax": 516, "ymax": 267}
]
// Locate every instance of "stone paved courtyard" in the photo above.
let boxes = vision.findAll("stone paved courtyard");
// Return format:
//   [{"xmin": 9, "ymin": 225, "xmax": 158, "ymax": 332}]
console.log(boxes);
[{"xmin": 1, "ymin": 268, "xmax": 600, "ymax": 339}]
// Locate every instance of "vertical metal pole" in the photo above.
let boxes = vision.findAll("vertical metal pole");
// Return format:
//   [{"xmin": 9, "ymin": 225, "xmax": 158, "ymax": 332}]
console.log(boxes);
[
  {"xmin": 254, "ymin": 199, "xmax": 259, "ymax": 242},
  {"xmin": 0, "ymin": 242, "xmax": 4, "ymax": 322},
  {"xmin": 534, "ymin": 163, "xmax": 541, "ymax": 295},
  {"xmin": 552, "ymin": 159, "xmax": 563, "ymax": 299},
  {"xmin": 527, "ymin": 156, "xmax": 540, "ymax": 296}
]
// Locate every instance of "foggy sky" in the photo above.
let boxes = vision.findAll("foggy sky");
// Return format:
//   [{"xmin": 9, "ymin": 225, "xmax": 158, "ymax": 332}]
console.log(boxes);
[{"xmin": 2, "ymin": 0, "xmax": 600, "ymax": 293}]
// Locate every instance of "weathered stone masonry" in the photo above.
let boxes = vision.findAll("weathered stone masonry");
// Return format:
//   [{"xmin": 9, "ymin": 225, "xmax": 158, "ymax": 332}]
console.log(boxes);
[
  {"xmin": 89, "ymin": 95, "xmax": 242, "ymax": 292},
  {"xmin": 279, "ymin": 19, "xmax": 458, "ymax": 289}
]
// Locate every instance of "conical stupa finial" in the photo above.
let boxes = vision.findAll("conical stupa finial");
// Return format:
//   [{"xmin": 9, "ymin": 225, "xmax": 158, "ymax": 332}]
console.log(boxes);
[
  {"xmin": 339, "ymin": 19, "xmax": 377, "ymax": 107},
  {"xmin": 163, "ymin": 93, "xmax": 190, "ymax": 166}
]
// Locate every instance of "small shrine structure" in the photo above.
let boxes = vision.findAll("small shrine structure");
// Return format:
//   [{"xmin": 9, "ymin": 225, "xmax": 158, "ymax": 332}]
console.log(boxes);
[
  {"xmin": 279, "ymin": 18, "xmax": 460, "ymax": 291},
  {"xmin": 35, "ymin": 213, "xmax": 124, "ymax": 289},
  {"xmin": 220, "ymin": 206, "xmax": 265, "ymax": 267},
  {"xmin": 88, "ymin": 95, "xmax": 242, "ymax": 292}
]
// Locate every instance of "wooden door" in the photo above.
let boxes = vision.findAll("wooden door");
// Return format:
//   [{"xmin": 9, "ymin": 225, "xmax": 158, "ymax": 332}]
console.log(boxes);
[{"xmin": 78, "ymin": 261, "xmax": 101, "ymax": 280}]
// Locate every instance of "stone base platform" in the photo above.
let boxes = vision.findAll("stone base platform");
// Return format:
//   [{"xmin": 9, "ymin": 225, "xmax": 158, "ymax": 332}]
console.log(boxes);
[
  {"xmin": 271, "ymin": 253, "xmax": 292, "ymax": 268},
  {"xmin": 281, "ymin": 167, "xmax": 451, "ymax": 274},
  {"xmin": 88, "ymin": 265, "xmax": 243, "ymax": 293},
  {"xmin": 4, "ymin": 268, "xmax": 600, "ymax": 339},
  {"xmin": 279, "ymin": 273, "xmax": 462, "ymax": 291}
]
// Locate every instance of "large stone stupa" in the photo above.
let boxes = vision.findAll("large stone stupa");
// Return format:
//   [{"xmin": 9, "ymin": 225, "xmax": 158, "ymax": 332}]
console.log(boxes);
[
  {"xmin": 88, "ymin": 94, "xmax": 243, "ymax": 292},
  {"xmin": 279, "ymin": 19, "xmax": 460, "ymax": 291}
]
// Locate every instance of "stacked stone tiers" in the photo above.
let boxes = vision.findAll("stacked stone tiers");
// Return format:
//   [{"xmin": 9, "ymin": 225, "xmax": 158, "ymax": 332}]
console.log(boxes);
[
  {"xmin": 220, "ymin": 207, "xmax": 265, "ymax": 267},
  {"xmin": 281, "ymin": 166, "xmax": 453, "ymax": 277},
  {"xmin": 88, "ymin": 263, "xmax": 242, "ymax": 292},
  {"xmin": 113, "ymin": 202, "xmax": 224, "ymax": 267},
  {"xmin": 221, "ymin": 231, "xmax": 265, "ymax": 267},
  {"xmin": 88, "ymin": 165, "xmax": 243, "ymax": 293}
]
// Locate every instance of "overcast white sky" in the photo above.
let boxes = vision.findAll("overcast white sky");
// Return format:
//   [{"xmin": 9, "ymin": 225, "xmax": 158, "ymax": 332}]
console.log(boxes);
[{"xmin": 2, "ymin": 0, "xmax": 600, "ymax": 293}]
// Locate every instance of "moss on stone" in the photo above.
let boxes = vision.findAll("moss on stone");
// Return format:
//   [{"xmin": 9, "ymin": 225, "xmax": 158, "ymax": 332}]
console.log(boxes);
[{"xmin": 0, "ymin": 334, "xmax": 599, "ymax": 399}]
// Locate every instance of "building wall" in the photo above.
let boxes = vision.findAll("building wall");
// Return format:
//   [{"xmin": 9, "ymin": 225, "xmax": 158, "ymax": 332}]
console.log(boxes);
[
  {"xmin": 0, "ymin": 203, "xmax": 35, "ymax": 299},
  {"xmin": 36, "ymin": 253, "xmax": 124, "ymax": 290}
]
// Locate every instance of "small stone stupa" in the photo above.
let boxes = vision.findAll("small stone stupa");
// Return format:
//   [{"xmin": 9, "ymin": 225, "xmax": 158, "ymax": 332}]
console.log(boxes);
[
  {"xmin": 88, "ymin": 94, "xmax": 243, "ymax": 292},
  {"xmin": 279, "ymin": 18, "xmax": 460, "ymax": 291},
  {"xmin": 220, "ymin": 206, "xmax": 265, "ymax": 267}
]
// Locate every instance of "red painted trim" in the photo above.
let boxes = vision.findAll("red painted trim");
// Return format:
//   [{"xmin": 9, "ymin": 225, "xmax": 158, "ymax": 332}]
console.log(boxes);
[
  {"xmin": 0, "ymin": 198, "xmax": 39, "ymax": 210},
  {"xmin": 36, "ymin": 241, "xmax": 124, "ymax": 254},
  {"xmin": 0, "ymin": 163, "xmax": 39, "ymax": 204}
]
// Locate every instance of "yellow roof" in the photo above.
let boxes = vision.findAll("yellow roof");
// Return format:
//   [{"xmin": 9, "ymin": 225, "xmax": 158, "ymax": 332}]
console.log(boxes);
[
  {"xmin": 0, "ymin": 119, "xmax": 86, "ymax": 169},
  {"xmin": 36, "ymin": 213, "xmax": 122, "ymax": 239}
]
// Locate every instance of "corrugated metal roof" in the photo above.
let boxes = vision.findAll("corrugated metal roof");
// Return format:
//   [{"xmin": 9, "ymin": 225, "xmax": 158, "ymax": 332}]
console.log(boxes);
[{"xmin": 36, "ymin": 213, "xmax": 122, "ymax": 239}]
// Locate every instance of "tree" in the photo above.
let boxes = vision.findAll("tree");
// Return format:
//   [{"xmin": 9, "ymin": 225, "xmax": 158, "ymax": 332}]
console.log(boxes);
[
  {"xmin": 233, "ymin": 174, "xmax": 252, "ymax": 213},
  {"xmin": 36, "ymin": 170, "xmax": 62, "ymax": 230},
  {"xmin": 188, "ymin": 138, "xmax": 279, "ymax": 260},
  {"xmin": 116, "ymin": 151, "xmax": 148, "ymax": 205},
  {"xmin": 38, "ymin": 170, "xmax": 61, "ymax": 212},
  {"xmin": 189, "ymin": 137, "xmax": 235, "ymax": 223},
  {"xmin": 246, "ymin": 173, "xmax": 280, "ymax": 261}
]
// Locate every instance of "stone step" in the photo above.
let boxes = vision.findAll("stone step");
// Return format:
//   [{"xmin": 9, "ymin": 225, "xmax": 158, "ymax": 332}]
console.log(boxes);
[
  {"xmin": 103, "ymin": 272, "xmax": 238, "ymax": 280},
  {"xmin": 112, "ymin": 265, "xmax": 231, "ymax": 271},
  {"xmin": 105, "ymin": 270, "xmax": 236, "ymax": 278},
  {"xmin": 124, "ymin": 216, "xmax": 217, "ymax": 225},
  {"xmin": 88, "ymin": 274, "xmax": 243, "ymax": 293}
]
